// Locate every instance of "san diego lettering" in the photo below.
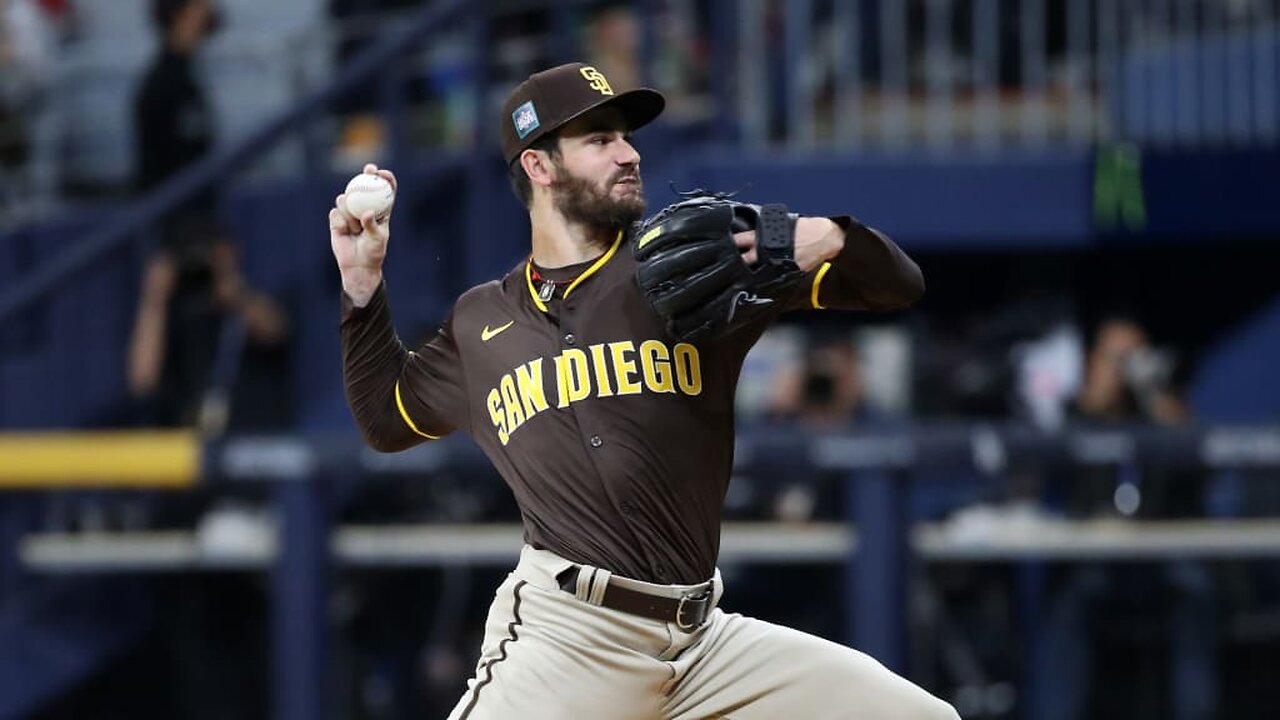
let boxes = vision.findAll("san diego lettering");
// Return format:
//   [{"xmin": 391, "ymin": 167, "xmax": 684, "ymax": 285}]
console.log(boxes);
[{"xmin": 486, "ymin": 340, "xmax": 702, "ymax": 445}]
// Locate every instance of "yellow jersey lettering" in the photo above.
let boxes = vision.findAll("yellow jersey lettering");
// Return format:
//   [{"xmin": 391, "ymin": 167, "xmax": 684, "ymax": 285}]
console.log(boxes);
[
  {"xmin": 555, "ymin": 348, "xmax": 591, "ymax": 408},
  {"xmin": 673, "ymin": 343, "xmax": 703, "ymax": 396},
  {"xmin": 487, "ymin": 388, "xmax": 509, "ymax": 446},
  {"xmin": 639, "ymin": 340, "xmax": 675, "ymax": 393},
  {"xmin": 515, "ymin": 359, "xmax": 549, "ymax": 419},
  {"xmin": 589, "ymin": 343, "xmax": 614, "ymax": 398},
  {"xmin": 499, "ymin": 374, "xmax": 525, "ymax": 434},
  {"xmin": 488, "ymin": 342, "xmax": 701, "ymax": 444},
  {"xmin": 609, "ymin": 341, "xmax": 643, "ymax": 395}
]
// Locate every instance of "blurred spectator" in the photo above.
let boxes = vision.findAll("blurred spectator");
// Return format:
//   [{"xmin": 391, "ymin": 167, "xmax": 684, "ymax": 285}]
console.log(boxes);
[
  {"xmin": 0, "ymin": 0, "xmax": 55, "ymax": 217},
  {"xmin": 769, "ymin": 331, "xmax": 879, "ymax": 430},
  {"xmin": 649, "ymin": 0, "xmax": 710, "ymax": 123},
  {"xmin": 327, "ymin": 0, "xmax": 421, "ymax": 158},
  {"xmin": 134, "ymin": 0, "xmax": 220, "ymax": 220},
  {"xmin": 1077, "ymin": 316, "xmax": 1185, "ymax": 421},
  {"xmin": 0, "ymin": 0, "xmax": 54, "ymax": 139},
  {"xmin": 759, "ymin": 331, "xmax": 887, "ymax": 522},
  {"xmin": 584, "ymin": 4, "xmax": 641, "ymax": 93},
  {"xmin": 1067, "ymin": 316, "xmax": 1192, "ymax": 514},
  {"xmin": 127, "ymin": 223, "xmax": 291, "ymax": 432},
  {"xmin": 1012, "ymin": 321, "xmax": 1084, "ymax": 431},
  {"xmin": 129, "ymin": 0, "xmax": 292, "ymax": 435},
  {"xmin": 1039, "ymin": 316, "xmax": 1217, "ymax": 720}
]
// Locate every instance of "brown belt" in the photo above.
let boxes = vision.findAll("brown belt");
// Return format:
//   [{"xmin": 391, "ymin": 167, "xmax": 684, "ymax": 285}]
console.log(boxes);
[{"xmin": 556, "ymin": 566, "xmax": 713, "ymax": 632}]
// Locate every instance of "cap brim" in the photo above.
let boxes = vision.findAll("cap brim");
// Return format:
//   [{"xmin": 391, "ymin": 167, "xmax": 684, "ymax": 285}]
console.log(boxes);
[
  {"xmin": 604, "ymin": 88, "xmax": 666, "ymax": 131},
  {"xmin": 561, "ymin": 88, "xmax": 666, "ymax": 136}
]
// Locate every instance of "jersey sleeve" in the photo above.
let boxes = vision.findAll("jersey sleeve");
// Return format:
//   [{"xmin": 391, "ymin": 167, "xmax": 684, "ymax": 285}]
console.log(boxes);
[
  {"xmin": 341, "ymin": 282, "xmax": 468, "ymax": 451},
  {"xmin": 792, "ymin": 217, "xmax": 926, "ymax": 313}
]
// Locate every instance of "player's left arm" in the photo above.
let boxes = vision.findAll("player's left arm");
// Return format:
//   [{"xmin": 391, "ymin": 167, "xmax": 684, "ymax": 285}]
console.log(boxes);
[
  {"xmin": 793, "ymin": 216, "xmax": 924, "ymax": 312},
  {"xmin": 734, "ymin": 214, "xmax": 923, "ymax": 312}
]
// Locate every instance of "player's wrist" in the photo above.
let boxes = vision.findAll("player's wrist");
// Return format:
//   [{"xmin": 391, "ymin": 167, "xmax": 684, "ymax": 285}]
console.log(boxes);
[
  {"xmin": 342, "ymin": 269, "xmax": 383, "ymax": 308},
  {"xmin": 793, "ymin": 217, "xmax": 843, "ymax": 272}
]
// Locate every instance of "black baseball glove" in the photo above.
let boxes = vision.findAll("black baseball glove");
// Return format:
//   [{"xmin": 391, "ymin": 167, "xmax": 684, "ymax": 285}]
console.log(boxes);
[{"xmin": 633, "ymin": 191, "xmax": 805, "ymax": 342}]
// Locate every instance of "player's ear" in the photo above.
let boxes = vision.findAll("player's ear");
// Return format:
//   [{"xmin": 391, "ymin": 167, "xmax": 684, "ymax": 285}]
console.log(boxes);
[{"xmin": 520, "ymin": 148, "xmax": 555, "ymax": 189}]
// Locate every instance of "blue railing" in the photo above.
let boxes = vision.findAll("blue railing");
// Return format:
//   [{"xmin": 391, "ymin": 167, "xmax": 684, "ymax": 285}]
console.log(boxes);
[
  {"xmin": 740, "ymin": 0, "xmax": 1280, "ymax": 149},
  {"xmin": 6, "ymin": 0, "xmax": 1280, "ymax": 323}
]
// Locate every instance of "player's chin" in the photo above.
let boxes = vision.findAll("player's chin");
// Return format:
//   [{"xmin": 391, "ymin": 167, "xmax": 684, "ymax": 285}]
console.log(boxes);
[{"xmin": 613, "ymin": 193, "xmax": 646, "ymax": 219}]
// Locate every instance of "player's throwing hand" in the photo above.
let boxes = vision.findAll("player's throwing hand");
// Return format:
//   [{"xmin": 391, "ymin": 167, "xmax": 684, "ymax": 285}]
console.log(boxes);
[{"xmin": 331, "ymin": 163, "xmax": 397, "ymax": 307}]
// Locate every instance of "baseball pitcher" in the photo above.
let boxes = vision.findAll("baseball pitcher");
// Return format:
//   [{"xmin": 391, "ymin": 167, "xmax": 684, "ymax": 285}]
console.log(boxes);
[{"xmin": 332, "ymin": 62, "xmax": 958, "ymax": 720}]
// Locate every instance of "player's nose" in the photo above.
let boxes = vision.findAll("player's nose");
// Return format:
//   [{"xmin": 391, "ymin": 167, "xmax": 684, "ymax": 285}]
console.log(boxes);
[{"xmin": 615, "ymin": 137, "xmax": 641, "ymax": 166}]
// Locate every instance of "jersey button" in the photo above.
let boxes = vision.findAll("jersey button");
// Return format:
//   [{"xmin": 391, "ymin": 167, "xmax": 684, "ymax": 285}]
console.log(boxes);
[
  {"xmin": 589, "ymin": 435, "xmax": 603, "ymax": 448},
  {"xmin": 619, "ymin": 501, "xmax": 635, "ymax": 515},
  {"xmin": 563, "ymin": 332, "xmax": 576, "ymax": 345}
]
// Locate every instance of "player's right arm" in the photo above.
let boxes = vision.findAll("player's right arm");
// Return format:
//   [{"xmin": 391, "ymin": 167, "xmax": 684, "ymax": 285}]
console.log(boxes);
[
  {"xmin": 333, "ymin": 165, "xmax": 468, "ymax": 451},
  {"xmin": 330, "ymin": 164, "xmax": 392, "ymax": 308}
]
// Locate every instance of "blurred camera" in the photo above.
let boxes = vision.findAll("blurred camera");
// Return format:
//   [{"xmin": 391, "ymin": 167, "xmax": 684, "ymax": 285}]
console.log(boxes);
[
  {"xmin": 169, "ymin": 235, "xmax": 215, "ymax": 289},
  {"xmin": 1121, "ymin": 347, "xmax": 1175, "ymax": 395},
  {"xmin": 802, "ymin": 370, "xmax": 836, "ymax": 409}
]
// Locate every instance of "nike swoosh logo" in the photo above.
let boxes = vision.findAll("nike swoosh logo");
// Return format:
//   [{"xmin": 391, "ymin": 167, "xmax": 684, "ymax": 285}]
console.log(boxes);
[
  {"xmin": 726, "ymin": 291, "xmax": 774, "ymax": 323},
  {"xmin": 481, "ymin": 321, "xmax": 515, "ymax": 342}
]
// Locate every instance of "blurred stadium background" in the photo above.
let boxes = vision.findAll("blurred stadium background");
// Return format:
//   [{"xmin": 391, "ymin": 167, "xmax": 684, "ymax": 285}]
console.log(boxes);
[{"xmin": 2, "ymin": 0, "xmax": 1280, "ymax": 718}]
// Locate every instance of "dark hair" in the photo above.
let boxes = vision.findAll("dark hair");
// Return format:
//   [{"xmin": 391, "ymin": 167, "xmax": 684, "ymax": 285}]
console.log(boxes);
[
  {"xmin": 507, "ymin": 133, "xmax": 561, "ymax": 208},
  {"xmin": 152, "ymin": 0, "xmax": 219, "ymax": 33},
  {"xmin": 152, "ymin": 0, "xmax": 189, "ymax": 30}
]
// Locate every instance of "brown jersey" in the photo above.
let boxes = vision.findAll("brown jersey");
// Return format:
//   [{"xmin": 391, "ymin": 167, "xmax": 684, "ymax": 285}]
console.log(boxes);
[{"xmin": 341, "ymin": 218, "xmax": 923, "ymax": 584}]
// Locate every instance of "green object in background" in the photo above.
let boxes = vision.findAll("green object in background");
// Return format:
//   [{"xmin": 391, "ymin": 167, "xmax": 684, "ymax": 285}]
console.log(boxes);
[{"xmin": 1094, "ymin": 143, "xmax": 1147, "ymax": 231}]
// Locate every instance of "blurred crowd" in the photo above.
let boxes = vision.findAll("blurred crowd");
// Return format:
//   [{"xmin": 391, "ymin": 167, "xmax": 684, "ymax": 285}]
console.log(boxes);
[
  {"xmin": 0, "ymin": 0, "xmax": 61, "ymax": 220},
  {"xmin": 7, "ymin": 0, "xmax": 1276, "ymax": 220}
]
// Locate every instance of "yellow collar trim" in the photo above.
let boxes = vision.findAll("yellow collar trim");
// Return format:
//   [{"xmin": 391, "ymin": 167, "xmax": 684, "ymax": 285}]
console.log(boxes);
[
  {"xmin": 525, "ymin": 229, "xmax": 624, "ymax": 313},
  {"xmin": 524, "ymin": 261, "xmax": 549, "ymax": 313}
]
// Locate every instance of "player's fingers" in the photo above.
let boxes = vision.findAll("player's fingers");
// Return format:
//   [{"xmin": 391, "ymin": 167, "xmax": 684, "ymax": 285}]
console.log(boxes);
[
  {"xmin": 377, "ymin": 168, "xmax": 397, "ymax": 193},
  {"xmin": 335, "ymin": 195, "xmax": 361, "ymax": 233},
  {"xmin": 363, "ymin": 163, "xmax": 379, "ymax": 176},
  {"xmin": 330, "ymin": 206, "xmax": 360, "ymax": 237},
  {"xmin": 733, "ymin": 231, "xmax": 758, "ymax": 266},
  {"xmin": 329, "ymin": 208, "xmax": 351, "ymax": 234},
  {"xmin": 359, "ymin": 210, "xmax": 380, "ymax": 236}
]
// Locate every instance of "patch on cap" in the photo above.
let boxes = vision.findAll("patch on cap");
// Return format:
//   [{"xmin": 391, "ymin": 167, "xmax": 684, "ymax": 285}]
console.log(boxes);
[{"xmin": 512, "ymin": 100, "xmax": 540, "ymax": 139}]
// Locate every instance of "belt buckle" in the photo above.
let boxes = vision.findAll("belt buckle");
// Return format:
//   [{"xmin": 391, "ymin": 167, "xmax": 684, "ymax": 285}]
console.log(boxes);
[{"xmin": 675, "ymin": 586, "xmax": 711, "ymax": 631}]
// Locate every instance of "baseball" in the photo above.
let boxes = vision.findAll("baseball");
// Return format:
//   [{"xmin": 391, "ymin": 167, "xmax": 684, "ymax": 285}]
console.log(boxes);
[{"xmin": 344, "ymin": 173, "xmax": 395, "ymax": 224}]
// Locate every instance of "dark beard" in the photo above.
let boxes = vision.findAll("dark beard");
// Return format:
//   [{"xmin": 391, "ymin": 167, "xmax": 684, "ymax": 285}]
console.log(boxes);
[{"xmin": 551, "ymin": 166, "xmax": 646, "ymax": 247}]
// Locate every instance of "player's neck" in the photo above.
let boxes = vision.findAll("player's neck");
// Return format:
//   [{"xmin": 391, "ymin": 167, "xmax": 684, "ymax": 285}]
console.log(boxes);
[{"xmin": 529, "ymin": 204, "xmax": 614, "ymax": 268}]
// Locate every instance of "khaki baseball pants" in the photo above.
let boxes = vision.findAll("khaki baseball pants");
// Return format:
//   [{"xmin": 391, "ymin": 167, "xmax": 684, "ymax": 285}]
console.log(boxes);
[{"xmin": 447, "ymin": 545, "xmax": 959, "ymax": 720}]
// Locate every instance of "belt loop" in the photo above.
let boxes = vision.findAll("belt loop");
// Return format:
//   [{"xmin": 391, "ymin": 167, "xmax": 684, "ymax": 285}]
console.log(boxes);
[
  {"xmin": 574, "ymin": 566, "xmax": 596, "ymax": 602},
  {"xmin": 589, "ymin": 568, "xmax": 612, "ymax": 605}
]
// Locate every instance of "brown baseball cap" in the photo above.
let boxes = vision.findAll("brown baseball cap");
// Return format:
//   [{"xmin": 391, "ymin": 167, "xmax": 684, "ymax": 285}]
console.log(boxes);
[{"xmin": 500, "ymin": 62, "xmax": 665, "ymax": 166}]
